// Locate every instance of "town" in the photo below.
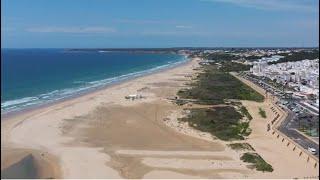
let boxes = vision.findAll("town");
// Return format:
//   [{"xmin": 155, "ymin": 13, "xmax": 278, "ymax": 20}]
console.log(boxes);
[{"xmin": 183, "ymin": 47, "xmax": 319, "ymax": 159}]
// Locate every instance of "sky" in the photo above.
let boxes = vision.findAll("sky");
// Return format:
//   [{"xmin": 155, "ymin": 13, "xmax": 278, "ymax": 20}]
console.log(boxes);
[{"xmin": 1, "ymin": 0, "xmax": 319, "ymax": 48}]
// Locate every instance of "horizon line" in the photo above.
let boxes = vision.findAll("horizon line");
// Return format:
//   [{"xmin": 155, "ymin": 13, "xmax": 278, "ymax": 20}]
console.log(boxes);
[{"xmin": 2, "ymin": 46, "xmax": 319, "ymax": 49}]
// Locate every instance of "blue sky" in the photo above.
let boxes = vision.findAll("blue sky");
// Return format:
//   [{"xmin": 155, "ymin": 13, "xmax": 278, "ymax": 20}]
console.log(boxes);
[{"xmin": 1, "ymin": 0, "xmax": 319, "ymax": 48}]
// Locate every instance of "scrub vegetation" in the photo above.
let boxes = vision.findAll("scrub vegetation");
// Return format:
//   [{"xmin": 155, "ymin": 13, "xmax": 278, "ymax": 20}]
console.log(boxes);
[
  {"xmin": 176, "ymin": 60, "xmax": 263, "ymax": 141},
  {"xmin": 228, "ymin": 143, "xmax": 255, "ymax": 151},
  {"xmin": 179, "ymin": 107, "xmax": 251, "ymax": 141},
  {"xmin": 259, "ymin": 107, "xmax": 267, "ymax": 118},
  {"xmin": 241, "ymin": 152, "xmax": 273, "ymax": 172}
]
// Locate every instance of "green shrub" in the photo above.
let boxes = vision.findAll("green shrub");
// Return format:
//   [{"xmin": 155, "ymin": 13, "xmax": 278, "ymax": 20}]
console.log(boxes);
[
  {"xmin": 228, "ymin": 143, "xmax": 255, "ymax": 151},
  {"xmin": 241, "ymin": 153, "xmax": 273, "ymax": 172},
  {"xmin": 259, "ymin": 108, "xmax": 267, "ymax": 118},
  {"xmin": 179, "ymin": 107, "xmax": 252, "ymax": 141},
  {"xmin": 177, "ymin": 66, "xmax": 264, "ymax": 105},
  {"xmin": 240, "ymin": 106, "xmax": 253, "ymax": 120}
]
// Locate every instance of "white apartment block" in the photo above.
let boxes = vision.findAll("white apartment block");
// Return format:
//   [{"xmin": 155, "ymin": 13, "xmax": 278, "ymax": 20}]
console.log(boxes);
[{"xmin": 250, "ymin": 59, "xmax": 319, "ymax": 99}]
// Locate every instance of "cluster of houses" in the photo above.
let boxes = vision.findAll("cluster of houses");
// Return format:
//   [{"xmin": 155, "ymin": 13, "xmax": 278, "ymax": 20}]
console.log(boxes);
[
  {"xmin": 250, "ymin": 59, "xmax": 319, "ymax": 106},
  {"xmin": 234, "ymin": 49, "xmax": 290, "ymax": 58}
]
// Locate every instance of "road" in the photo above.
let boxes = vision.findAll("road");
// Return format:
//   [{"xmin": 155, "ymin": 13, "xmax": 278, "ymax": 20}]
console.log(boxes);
[
  {"xmin": 296, "ymin": 102, "xmax": 319, "ymax": 115},
  {"xmin": 278, "ymin": 109, "xmax": 319, "ymax": 158},
  {"xmin": 239, "ymin": 73, "xmax": 319, "ymax": 159}
]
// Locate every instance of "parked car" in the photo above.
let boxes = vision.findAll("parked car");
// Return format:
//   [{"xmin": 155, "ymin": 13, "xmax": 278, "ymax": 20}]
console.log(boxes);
[{"xmin": 308, "ymin": 147, "xmax": 317, "ymax": 155}]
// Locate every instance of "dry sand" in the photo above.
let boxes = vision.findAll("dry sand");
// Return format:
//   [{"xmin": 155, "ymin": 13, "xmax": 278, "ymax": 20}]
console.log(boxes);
[
  {"xmin": 231, "ymin": 73, "xmax": 319, "ymax": 178},
  {"xmin": 1, "ymin": 58, "xmax": 318, "ymax": 179},
  {"xmin": 1, "ymin": 147, "xmax": 60, "ymax": 178}
]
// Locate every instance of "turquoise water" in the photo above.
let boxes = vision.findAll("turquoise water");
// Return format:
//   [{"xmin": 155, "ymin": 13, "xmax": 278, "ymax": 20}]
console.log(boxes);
[{"xmin": 1, "ymin": 49, "xmax": 187, "ymax": 114}]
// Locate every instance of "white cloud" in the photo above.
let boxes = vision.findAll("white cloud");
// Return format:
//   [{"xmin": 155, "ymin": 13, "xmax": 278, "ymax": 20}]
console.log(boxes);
[
  {"xmin": 202, "ymin": 0, "xmax": 318, "ymax": 12},
  {"xmin": 115, "ymin": 19, "xmax": 193, "ymax": 29},
  {"xmin": 114, "ymin": 19, "xmax": 176, "ymax": 24},
  {"xmin": 141, "ymin": 30, "xmax": 210, "ymax": 36},
  {"xmin": 26, "ymin": 26, "xmax": 116, "ymax": 33},
  {"xmin": 175, "ymin": 25, "xmax": 193, "ymax": 29},
  {"xmin": 141, "ymin": 31, "xmax": 180, "ymax": 36}
]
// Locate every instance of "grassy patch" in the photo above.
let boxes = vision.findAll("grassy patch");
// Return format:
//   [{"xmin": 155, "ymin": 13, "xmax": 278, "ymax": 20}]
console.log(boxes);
[
  {"xmin": 218, "ymin": 61, "xmax": 252, "ymax": 72},
  {"xmin": 175, "ymin": 99, "xmax": 188, "ymax": 106},
  {"xmin": 179, "ymin": 107, "xmax": 252, "ymax": 141},
  {"xmin": 259, "ymin": 108, "xmax": 267, "ymax": 118},
  {"xmin": 268, "ymin": 50, "xmax": 319, "ymax": 65},
  {"xmin": 176, "ymin": 61, "xmax": 263, "ymax": 141},
  {"xmin": 241, "ymin": 153, "xmax": 273, "ymax": 172},
  {"xmin": 228, "ymin": 143, "xmax": 255, "ymax": 151},
  {"xmin": 240, "ymin": 106, "xmax": 253, "ymax": 120},
  {"xmin": 177, "ymin": 66, "xmax": 264, "ymax": 105}
]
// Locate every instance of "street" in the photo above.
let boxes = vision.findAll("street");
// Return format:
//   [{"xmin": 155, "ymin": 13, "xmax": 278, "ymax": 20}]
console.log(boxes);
[
  {"xmin": 240, "ymin": 72, "xmax": 319, "ymax": 159},
  {"xmin": 278, "ymin": 109, "xmax": 319, "ymax": 158}
]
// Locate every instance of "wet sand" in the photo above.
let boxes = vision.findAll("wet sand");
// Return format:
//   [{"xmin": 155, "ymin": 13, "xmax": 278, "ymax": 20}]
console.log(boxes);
[
  {"xmin": 2, "ymin": 58, "xmax": 250, "ymax": 178},
  {"xmin": 1, "ymin": 58, "xmax": 318, "ymax": 178}
]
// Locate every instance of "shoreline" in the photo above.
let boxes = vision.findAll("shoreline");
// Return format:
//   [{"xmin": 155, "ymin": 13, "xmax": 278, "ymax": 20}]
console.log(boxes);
[
  {"xmin": 2, "ymin": 56, "xmax": 318, "ymax": 178},
  {"xmin": 1, "ymin": 55, "xmax": 190, "ymax": 119},
  {"xmin": 2, "ymin": 57, "xmax": 207, "ymax": 179}
]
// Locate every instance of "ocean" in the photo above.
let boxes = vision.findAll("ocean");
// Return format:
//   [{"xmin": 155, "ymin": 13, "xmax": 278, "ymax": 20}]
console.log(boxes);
[{"xmin": 1, "ymin": 49, "xmax": 187, "ymax": 114}]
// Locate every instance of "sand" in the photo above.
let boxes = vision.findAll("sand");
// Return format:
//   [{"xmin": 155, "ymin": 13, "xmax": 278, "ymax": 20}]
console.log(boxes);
[
  {"xmin": 1, "ymin": 58, "xmax": 318, "ymax": 179},
  {"xmin": 232, "ymin": 73, "xmax": 319, "ymax": 178},
  {"xmin": 1, "ymin": 147, "xmax": 61, "ymax": 178}
]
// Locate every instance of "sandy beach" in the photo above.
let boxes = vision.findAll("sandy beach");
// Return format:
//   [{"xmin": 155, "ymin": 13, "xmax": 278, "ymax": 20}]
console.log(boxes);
[{"xmin": 1, "ymin": 58, "xmax": 319, "ymax": 179}]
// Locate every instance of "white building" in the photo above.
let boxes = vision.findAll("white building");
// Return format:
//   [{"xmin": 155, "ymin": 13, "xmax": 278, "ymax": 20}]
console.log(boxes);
[
  {"xmin": 250, "ymin": 61, "xmax": 268, "ymax": 76},
  {"xmin": 250, "ymin": 59, "xmax": 319, "ymax": 101}
]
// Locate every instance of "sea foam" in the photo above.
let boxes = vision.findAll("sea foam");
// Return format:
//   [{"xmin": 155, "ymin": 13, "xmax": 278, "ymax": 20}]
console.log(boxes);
[{"xmin": 1, "ymin": 57, "xmax": 188, "ymax": 114}]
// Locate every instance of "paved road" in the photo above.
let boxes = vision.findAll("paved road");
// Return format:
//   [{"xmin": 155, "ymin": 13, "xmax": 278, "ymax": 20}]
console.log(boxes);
[
  {"xmin": 278, "ymin": 109, "xmax": 319, "ymax": 158},
  {"xmin": 239, "ymin": 73, "xmax": 319, "ymax": 159},
  {"xmin": 296, "ymin": 102, "xmax": 319, "ymax": 115}
]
